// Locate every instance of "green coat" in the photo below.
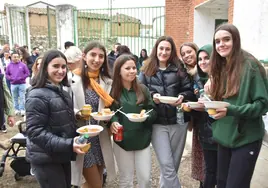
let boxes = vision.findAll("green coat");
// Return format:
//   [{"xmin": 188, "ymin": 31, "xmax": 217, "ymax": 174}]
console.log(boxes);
[
  {"xmin": 110, "ymin": 85, "xmax": 157, "ymax": 151},
  {"xmin": 213, "ymin": 58, "xmax": 268, "ymax": 148}
]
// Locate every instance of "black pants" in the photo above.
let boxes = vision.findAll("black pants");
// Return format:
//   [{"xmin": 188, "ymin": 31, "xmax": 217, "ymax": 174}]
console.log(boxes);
[
  {"xmin": 31, "ymin": 162, "xmax": 71, "ymax": 188},
  {"xmin": 217, "ymin": 140, "xmax": 262, "ymax": 188},
  {"xmin": 203, "ymin": 149, "xmax": 217, "ymax": 188}
]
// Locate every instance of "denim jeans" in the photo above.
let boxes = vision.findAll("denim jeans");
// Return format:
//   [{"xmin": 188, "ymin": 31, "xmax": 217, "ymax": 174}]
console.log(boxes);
[{"xmin": 11, "ymin": 84, "xmax": 26, "ymax": 111}]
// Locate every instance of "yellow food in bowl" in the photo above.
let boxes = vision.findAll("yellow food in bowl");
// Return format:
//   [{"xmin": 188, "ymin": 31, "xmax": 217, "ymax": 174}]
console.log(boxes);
[{"xmin": 207, "ymin": 109, "xmax": 217, "ymax": 115}]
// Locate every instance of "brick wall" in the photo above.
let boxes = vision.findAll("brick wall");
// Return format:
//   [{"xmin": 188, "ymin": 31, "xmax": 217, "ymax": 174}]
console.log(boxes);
[
  {"xmin": 228, "ymin": 0, "xmax": 234, "ymax": 23},
  {"xmin": 165, "ymin": 0, "xmax": 207, "ymax": 51},
  {"xmin": 165, "ymin": 0, "xmax": 190, "ymax": 51}
]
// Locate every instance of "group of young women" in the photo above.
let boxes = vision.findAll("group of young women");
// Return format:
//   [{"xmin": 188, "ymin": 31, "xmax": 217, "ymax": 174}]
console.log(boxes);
[{"xmin": 25, "ymin": 23, "xmax": 268, "ymax": 188}]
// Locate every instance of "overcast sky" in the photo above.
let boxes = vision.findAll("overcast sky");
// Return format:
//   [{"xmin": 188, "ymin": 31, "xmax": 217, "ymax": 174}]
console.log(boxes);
[{"xmin": 1, "ymin": 0, "xmax": 165, "ymax": 10}]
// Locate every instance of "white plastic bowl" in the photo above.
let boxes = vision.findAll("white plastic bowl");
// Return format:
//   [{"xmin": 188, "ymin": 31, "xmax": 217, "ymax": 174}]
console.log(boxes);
[
  {"xmin": 187, "ymin": 102, "xmax": 204, "ymax": 109},
  {"xmin": 76, "ymin": 125, "xmax": 104, "ymax": 136},
  {"xmin": 126, "ymin": 113, "xmax": 149, "ymax": 122},
  {"xmin": 90, "ymin": 112, "xmax": 114, "ymax": 121},
  {"xmin": 158, "ymin": 96, "xmax": 178, "ymax": 104},
  {"xmin": 203, "ymin": 101, "xmax": 230, "ymax": 109}
]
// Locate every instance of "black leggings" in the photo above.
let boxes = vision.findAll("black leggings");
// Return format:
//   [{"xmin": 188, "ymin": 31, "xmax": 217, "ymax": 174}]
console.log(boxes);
[
  {"xmin": 217, "ymin": 140, "xmax": 262, "ymax": 188},
  {"xmin": 203, "ymin": 149, "xmax": 217, "ymax": 188},
  {"xmin": 31, "ymin": 162, "xmax": 71, "ymax": 188}
]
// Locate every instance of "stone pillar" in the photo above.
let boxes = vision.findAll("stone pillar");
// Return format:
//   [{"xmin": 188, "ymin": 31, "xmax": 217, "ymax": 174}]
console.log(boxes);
[
  {"xmin": 233, "ymin": 0, "xmax": 268, "ymax": 59},
  {"xmin": 55, "ymin": 4, "xmax": 76, "ymax": 51}
]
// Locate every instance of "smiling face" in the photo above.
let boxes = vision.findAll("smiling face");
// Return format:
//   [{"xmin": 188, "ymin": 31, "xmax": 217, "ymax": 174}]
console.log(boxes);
[
  {"xmin": 214, "ymin": 30, "xmax": 233, "ymax": 58},
  {"xmin": 157, "ymin": 41, "xmax": 171, "ymax": 65},
  {"xmin": 84, "ymin": 48, "xmax": 105, "ymax": 72},
  {"xmin": 120, "ymin": 60, "xmax": 137, "ymax": 87},
  {"xmin": 198, "ymin": 51, "xmax": 210, "ymax": 73},
  {"xmin": 47, "ymin": 57, "xmax": 67, "ymax": 85},
  {"xmin": 181, "ymin": 46, "xmax": 197, "ymax": 67}
]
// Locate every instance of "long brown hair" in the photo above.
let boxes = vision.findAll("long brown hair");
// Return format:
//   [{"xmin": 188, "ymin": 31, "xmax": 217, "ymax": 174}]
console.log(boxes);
[
  {"xmin": 32, "ymin": 56, "xmax": 43, "ymax": 76},
  {"xmin": 141, "ymin": 36, "xmax": 183, "ymax": 76},
  {"xmin": 210, "ymin": 24, "xmax": 244, "ymax": 100},
  {"xmin": 19, "ymin": 46, "xmax": 30, "ymax": 62},
  {"xmin": 80, "ymin": 41, "xmax": 110, "ymax": 90},
  {"xmin": 111, "ymin": 54, "xmax": 145, "ymax": 104}
]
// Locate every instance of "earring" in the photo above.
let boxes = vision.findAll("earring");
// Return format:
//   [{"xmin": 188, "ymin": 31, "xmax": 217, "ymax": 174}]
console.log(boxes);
[{"xmin": 85, "ymin": 64, "xmax": 88, "ymax": 68}]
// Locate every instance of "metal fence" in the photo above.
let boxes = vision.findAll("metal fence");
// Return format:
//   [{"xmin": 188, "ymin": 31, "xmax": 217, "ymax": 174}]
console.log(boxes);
[
  {"xmin": 74, "ymin": 6, "xmax": 165, "ymax": 56},
  {"xmin": 7, "ymin": 7, "xmax": 28, "ymax": 48},
  {"xmin": 0, "ymin": 12, "xmax": 9, "ymax": 45}
]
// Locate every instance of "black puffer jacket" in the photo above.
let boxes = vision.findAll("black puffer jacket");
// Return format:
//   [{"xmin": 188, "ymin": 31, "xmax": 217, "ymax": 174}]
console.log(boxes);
[
  {"xmin": 139, "ymin": 63, "xmax": 196, "ymax": 125},
  {"xmin": 25, "ymin": 83, "xmax": 77, "ymax": 165}
]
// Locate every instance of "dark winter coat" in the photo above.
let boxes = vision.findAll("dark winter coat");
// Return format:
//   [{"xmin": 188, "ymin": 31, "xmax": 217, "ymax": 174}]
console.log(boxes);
[
  {"xmin": 26, "ymin": 83, "xmax": 77, "ymax": 165},
  {"xmin": 139, "ymin": 62, "xmax": 196, "ymax": 125}
]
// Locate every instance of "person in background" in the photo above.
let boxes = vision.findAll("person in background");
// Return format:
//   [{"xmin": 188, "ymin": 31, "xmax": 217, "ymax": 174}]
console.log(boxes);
[
  {"xmin": 64, "ymin": 46, "xmax": 82, "ymax": 72},
  {"xmin": 0, "ymin": 70, "xmax": 15, "ymax": 133},
  {"xmin": 71, "ymin": 41, "xmax": 117, "ymax": 188},
  {"xmin": 139, "ymin": 36, "xmax": 195, "ymax": 188},
  {"xmin": 31, "ymin": 56, "xmax": 43, "ymax": 80},
  {"xmin": 209, "ymin": 23, "xmax": 268, "ymax": 188},
  {"xmin": 64, "ymin": 46, "xmax": 82, "ymax": 97},
  {"xmin": 26, "ymin": 49, "xmax": 85, "ymax": 188},
  {"xmin": 64, "ymin": 41, "xmax": 75, "ymax": 50},
  {"xmin": 30, "ymin": 47, "xmax": 40, "ymax": 63},
  {"xmin": 12, "ymin": 43, "xmax": 20, "ymax": 54},
  {"xmin": 19, "ymin": 47, "xmax": 34, "ymax": 76},
  {"xmin": 108, "ymin": 42, "xmax": 121, "ymax": 76},
  {"xmin": 109, "ymin": 54, "xmax": 157, "ymax": 188},
  {"xmin": 0, "ymin": 51, "xmax": 11, "ymax": 91},
  {"xmin": 138, "ymin": 49, "xmax": 148, "ymax": 67},
  {"xmin": 180, "ymin": 42, "xmax": 205, "ymax": 188},
  {"xmin": 5, "ymin": 52, "xmax": 30, "ymax": 116},
  {"xmin": 22, "ymin": 45, "xmax": 29, "ymax": 52},
  {"xmin": 0, "ymin": 43, "xmax": 10, "ymax": 59}
]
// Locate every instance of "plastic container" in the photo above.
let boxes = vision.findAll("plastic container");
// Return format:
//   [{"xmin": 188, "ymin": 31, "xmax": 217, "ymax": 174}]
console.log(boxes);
[{"xmin": 76, "ymin": 134, "xmax": 91, "ymax": 152}]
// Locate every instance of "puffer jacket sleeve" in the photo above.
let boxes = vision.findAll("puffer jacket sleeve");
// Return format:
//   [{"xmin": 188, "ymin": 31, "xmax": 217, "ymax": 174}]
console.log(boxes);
[
  {"xmin": 178, "ymin": 68, "xmax": 196, "ymax": 102},
  {"xmin": 26, "ymin": 96, "xmax": 74, "ymax": 153}
]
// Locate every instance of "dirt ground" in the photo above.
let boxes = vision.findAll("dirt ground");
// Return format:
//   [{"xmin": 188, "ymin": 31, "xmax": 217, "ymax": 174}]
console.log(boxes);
[{"xmin": 0, "ymin": 117, "xmax": 199, "ymax": 188}]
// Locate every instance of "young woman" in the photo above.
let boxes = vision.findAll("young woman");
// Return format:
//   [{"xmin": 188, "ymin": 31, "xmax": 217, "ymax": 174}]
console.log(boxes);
[
  {"xmin": 109, "ymin": 54, "xmax": 157, "ymax": 188},
  {"xmin": 138, "ymin": 49, "xmax": 148, "ymax": 67},
  {"xmin": 25, "ymin": 50, "xmax": 85, "ymax": 188},
  {"xmin": 139, "ymin": 36, "xmax": 195, "ymax": 188},
  {"xmin": 31, "ymin": 56, "xmax": 43, "ymax": 79},
  {"xmin": 180, "ymin": 42, "xmax": 205, "ymax": 188},
  {"xmin": 71, "ymin": 41, "xmax": 117, "ymax": 188},
  {"xmin": 187, "ymin": 44, "xmax": 218, "ymax": 188},
  {"xmin": 209, "ymin": 23, "xmax": 268, "ymax": 188},
  {"xmin": 19, "ymin": 46, "xmax": 34, "ymax": 76}
]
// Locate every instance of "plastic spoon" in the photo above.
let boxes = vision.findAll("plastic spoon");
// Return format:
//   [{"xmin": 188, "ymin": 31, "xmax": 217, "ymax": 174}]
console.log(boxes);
[{"xmin": 145, "ymin": 109, "xmax": 153, "ymax": 115}]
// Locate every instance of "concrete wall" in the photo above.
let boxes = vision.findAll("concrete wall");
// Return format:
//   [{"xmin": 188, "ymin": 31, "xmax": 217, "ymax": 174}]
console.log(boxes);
[
  {"xmin": 233, "ymin": 0, "xmax": 268, "ymax": 59},
  {"xmin": 193, "ymin": 8, "xmax": 228, "ymax": 47}
]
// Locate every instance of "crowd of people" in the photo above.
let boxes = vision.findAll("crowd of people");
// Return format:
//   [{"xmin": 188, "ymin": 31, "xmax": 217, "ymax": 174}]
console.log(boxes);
[{"xmin": 0, "ymin": 23, "xmax": 268, "ymax": 188}]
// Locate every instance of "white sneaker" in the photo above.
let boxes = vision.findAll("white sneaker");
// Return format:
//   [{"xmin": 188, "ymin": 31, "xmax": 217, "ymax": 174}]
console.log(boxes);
[
  {"xmin": 15, "ymin": 110, "xmax": 20, "ymax": 116},
  {"xmin": 20, "ymin": 110, "xmax": 25, "ymax": 116}
]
